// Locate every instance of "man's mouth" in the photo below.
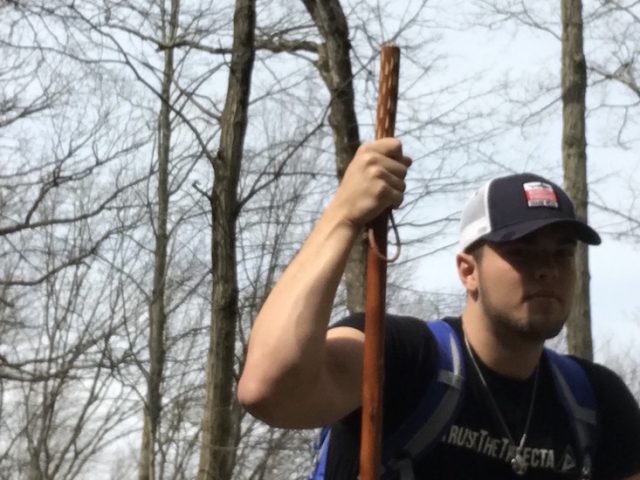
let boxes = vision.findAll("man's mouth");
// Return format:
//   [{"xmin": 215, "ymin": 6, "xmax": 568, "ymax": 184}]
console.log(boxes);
[{"xmin": 525, "ymin": 291, "xmax": 562, "ymax": 302}]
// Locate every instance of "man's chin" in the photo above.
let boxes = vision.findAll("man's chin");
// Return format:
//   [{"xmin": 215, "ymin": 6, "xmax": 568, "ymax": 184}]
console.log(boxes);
[{"xmin": 520, "ymin": 313, "xmax": 567, "ymax": 341}]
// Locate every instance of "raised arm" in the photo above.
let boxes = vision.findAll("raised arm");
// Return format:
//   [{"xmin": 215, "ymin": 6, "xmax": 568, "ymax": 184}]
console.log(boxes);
[{"xmin": 237, "ymin": 138, "xmax": 410, "ymax": 428}]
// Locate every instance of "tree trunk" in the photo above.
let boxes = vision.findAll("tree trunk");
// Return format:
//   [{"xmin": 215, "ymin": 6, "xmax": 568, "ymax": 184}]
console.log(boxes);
[
  {"xmin": 561, "ymin": 0, "xmax": 593, "ymax": 360},
  {"xmin": 197, "ymin": 0, "xmax": 255, "ymax": 479},
  {"xmin": 302, "ymin": 0, "xmax": 366, "ymax": 313},
  {"xmin": 138, "ymin": 2, "xmax": 179, "ymax": 479}
]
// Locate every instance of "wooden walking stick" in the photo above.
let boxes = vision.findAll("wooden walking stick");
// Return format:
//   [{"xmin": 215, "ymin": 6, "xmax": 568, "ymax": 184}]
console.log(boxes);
[{"xmin": 359, "ymin": 44, "xmax": 400, "ymax": 480}]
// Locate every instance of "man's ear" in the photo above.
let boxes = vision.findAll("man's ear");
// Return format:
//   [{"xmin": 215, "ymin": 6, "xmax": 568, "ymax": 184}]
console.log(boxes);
[{"xmin": 456, "ymin": 251, "xmax": 479, "ymax": 294}]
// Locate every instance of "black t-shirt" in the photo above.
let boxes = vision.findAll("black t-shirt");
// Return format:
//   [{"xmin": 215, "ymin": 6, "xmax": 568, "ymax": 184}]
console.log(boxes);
[{"xmin": 325, "ymin": 314, "xmax": 640, "ymax": 479}]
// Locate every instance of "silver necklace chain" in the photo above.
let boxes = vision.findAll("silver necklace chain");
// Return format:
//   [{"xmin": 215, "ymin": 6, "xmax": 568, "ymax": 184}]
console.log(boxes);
[{"xmin": 464, "ymin": 335, "xmax": 540, "ymax": 476}]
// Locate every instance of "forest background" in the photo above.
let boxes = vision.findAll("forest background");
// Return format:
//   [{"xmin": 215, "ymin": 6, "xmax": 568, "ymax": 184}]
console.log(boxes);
[{"xmin": 0, "ymin": 0, "xmax": 638, "ymax": 479}]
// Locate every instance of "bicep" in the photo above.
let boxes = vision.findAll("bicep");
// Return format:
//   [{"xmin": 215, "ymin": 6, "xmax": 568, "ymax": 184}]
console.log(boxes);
[
  {"xmin": 322, "ymin": 326, "xmax": 365, "ymax": 419},
  {"xmin": 260, "ymin": 327, "xmax": 365, "ymax": 429},
  {"xmin": 292, "ymin": 327, "xmax": 365, "ymax": 428}
]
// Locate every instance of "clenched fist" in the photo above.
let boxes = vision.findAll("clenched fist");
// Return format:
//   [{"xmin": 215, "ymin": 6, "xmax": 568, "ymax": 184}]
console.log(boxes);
[{"xmin": 329, "ymin": 138, "xmax": 412, "ymax": 230}]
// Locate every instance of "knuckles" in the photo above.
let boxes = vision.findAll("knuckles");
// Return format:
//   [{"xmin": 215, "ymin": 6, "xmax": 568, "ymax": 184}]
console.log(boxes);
[
  {"xmin": 366, "ymin": 163, "xmax": 387, "ymax": 182},
  {"xmin": 357, "ymin": 138, "xmax": 402, "ymax": 159},
  {"xmin": 371, "ymin": 181, "xmax": 390, "ymax": 201}
]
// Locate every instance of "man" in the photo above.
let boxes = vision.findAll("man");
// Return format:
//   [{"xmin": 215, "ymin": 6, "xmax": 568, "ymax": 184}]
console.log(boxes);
[{"xmin": 238, "ymin": 138, "xmax": 640, "ymax": 479}]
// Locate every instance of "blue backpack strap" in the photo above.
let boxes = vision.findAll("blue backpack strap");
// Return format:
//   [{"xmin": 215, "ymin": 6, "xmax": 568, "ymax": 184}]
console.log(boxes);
[
  {"xmin": 309, "ymin": 426, "xmax": 331, "ymax": 480},
  {"xmin": 545, "ymin": 349, "xmax": 598, "ymax": 480},
  {"xmin": 381, "ymin": 319, "xmax": 465, "ymax": 479}
]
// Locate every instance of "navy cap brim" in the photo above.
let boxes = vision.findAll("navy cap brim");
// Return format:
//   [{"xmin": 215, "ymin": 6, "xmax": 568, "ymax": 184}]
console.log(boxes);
[{"xmin": 480, "ymin": 218, "xmax": 601, "ymax": 246}]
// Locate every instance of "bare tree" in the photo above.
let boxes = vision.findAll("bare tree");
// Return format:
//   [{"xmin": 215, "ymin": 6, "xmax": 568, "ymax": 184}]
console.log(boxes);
[
  {"xmin": 0, "ymin": 197, "xmax": 142, "ymax": 479},
  {"xmin": 0, "ymin": 1, "xmax": 180, "ymax": 477},
  {"xmin": 138, "ymin": 0, "xmax": 180, "ymax": 477},
  {"xmin": 562, "ymin": 0, "xmax": 594, "ymax": 359},
  {"xmin": 197, "ymin": 0, "xmax": 255, "ymax": 479},
  {"xmin": 300, "ymin": 0, "xmax": 367, "ymax": 313},
  {"xmin": 583, "ymin": 1, "xmax": 640, "ymax": 241},
  {"xmin": 586, "ymin": 0, "xmax": 640, "ymax": 143}
]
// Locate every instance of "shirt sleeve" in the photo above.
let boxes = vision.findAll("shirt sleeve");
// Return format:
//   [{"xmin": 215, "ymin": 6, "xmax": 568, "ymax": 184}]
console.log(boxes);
[
  {"xmin": 588, "ymin": 361, "xmax": 640, "ymax": 479},
  {"xmin": 331, "ymin": 313, "xmax": 440, "ymax": 434}
]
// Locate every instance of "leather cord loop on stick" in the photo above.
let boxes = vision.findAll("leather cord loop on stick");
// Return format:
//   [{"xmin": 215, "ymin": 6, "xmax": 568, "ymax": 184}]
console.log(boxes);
[{"xmin": 367, "ymin": 212, "xmax": 401, "ymax": 262}]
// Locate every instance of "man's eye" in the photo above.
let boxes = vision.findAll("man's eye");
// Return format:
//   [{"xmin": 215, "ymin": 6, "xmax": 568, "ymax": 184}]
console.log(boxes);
[
  {"xmin": 505, "ymin": 247, "xmax": 528, "ymax": 258},
  {"xmin": 555, "ymin": 248, "xmax": 575, "ymax": 259}
]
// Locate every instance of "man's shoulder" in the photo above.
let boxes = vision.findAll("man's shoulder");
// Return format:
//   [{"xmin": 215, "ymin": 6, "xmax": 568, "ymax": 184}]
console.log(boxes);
[
  {"xmin": 331, "ymin": 314, "xmax": 462, "ymax": 373},
  {"xmin": 331, "ymin": 312, "xmax": 431, "ymax": 332},
  {"xmin": 556, "ymin": 355, "xmax": 640, "ymax": 477},
  {"xmin": 563, "ymin": 354, "xmax": 633, "ymax": 392},
  {"xmin": 332, "ymin": 313, "xmax": 465, "ymax": 342},
  {"xmin": 546, "ymin": 351, "xmax": 639, "ymax": 423},
  {"xmin": 330, "ymin": 312, "xmax": 449, "ymax": 361}
]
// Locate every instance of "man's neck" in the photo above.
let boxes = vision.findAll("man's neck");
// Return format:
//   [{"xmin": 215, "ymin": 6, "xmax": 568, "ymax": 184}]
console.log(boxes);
[{"xmin": 461, "ymin": 307, "xmax": 544, "ymax": 380}]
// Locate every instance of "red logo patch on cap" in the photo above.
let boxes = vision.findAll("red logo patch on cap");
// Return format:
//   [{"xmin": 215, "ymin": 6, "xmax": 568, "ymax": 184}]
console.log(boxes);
[{"xmin": 523, "ymin": 182, "xmax": 559, "ymax": 208}]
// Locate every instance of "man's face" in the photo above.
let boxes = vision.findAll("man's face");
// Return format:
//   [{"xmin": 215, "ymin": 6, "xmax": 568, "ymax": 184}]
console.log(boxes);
[{"xmin": 473, "ymin": 225, "xmax": 578, "ymax": 341}]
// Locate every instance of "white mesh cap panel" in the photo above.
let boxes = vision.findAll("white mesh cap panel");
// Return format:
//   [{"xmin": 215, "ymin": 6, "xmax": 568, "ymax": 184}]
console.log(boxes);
[{"xmin": 458, "ymin": 180, "xmax": 494, "ymax": 251}]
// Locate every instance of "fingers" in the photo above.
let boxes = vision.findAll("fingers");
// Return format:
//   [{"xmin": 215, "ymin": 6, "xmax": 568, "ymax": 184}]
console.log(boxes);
[
  {"xmin": 360, "ymin": 136, "xmax": 402, "ymax": 158},
  {"xmin": 331, "ymin": 138, "xmax": 412, "ymax": 228},
  {"xmin": 358, "ymin": 137, "xmax": 411, "ymax": 167},
  {"xmin": 357, "ymin": 138, "xmax": 410, "ymax": 195}
]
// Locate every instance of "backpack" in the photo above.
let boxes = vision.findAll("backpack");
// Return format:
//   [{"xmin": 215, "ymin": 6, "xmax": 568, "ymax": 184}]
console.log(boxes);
[{"xmin": 309, "ymin": 319, "xmax": 598, "ymax": 480}]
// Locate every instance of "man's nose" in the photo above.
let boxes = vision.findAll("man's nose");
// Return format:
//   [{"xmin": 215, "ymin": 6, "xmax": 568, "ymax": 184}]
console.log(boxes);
[{"xmin": 532, "ymin": 252, "xmax": 560, "ymax": 280}]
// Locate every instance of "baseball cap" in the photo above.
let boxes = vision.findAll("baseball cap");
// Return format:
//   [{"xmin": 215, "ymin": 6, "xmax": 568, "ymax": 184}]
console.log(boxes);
[{"xmin": 459, "ymin": 173, "xmax": 601, "ymax": 252}]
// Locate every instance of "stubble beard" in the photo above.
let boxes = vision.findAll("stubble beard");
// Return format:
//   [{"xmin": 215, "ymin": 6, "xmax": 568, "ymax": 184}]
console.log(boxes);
[{"xmin": 479, "ymin": 288, "xmax": 568, "ymax": 343}]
